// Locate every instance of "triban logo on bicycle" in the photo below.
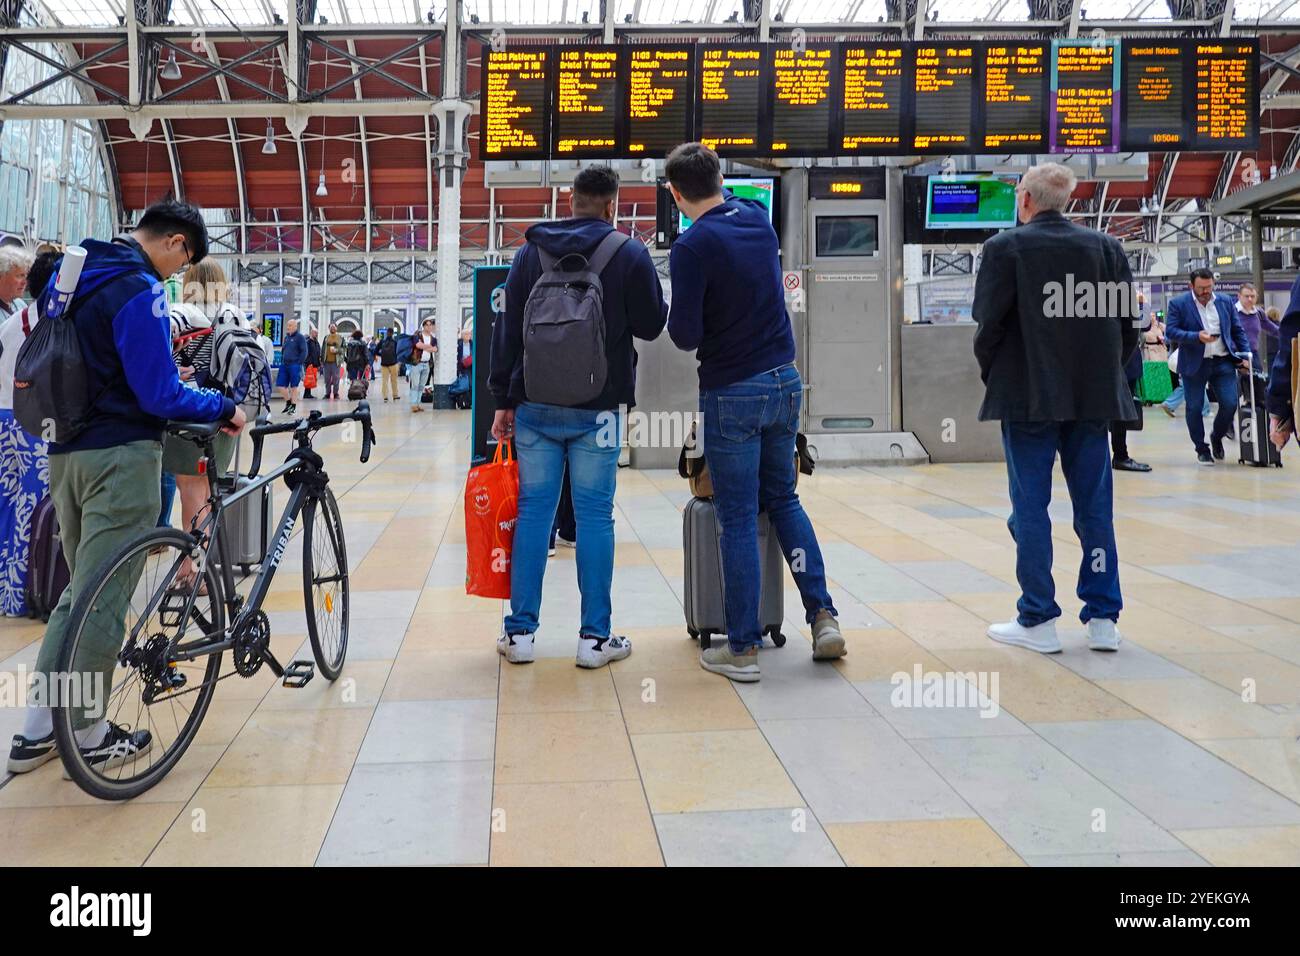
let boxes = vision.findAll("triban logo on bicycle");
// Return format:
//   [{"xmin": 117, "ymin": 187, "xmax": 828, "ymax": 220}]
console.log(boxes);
[{"xmin": 269, "ymin": 524, "xmax": 294, "ymax": 569}]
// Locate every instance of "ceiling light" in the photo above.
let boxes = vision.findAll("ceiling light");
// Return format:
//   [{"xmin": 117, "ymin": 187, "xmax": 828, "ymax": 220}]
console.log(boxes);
[
  {"xmin": 316, "ymin": 172, "xmax": 328, "ymax": 198},
  {"xmin": 160, "ymin": 49, "xmax": 181, "ymax": 81},
  {"xmin": 262, "ymin": 120, "xmax": 277, "ymax": 155}
]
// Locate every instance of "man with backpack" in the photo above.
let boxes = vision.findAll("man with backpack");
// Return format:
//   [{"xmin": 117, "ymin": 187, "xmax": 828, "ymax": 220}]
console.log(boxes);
[
  {"xmin": 345, "ymin": 329, "xmax": 369, "ymax": 396},
  {"xmin": 7, "ymin": 198, "xmax": 246, "ymax": 776},
  {"xmin": 489, "ymin": 164, "xmax": 667, "ymax": 668},
  {"xmin": 377, "ymin": 329, "xmax": 401, "ymax": 403}
]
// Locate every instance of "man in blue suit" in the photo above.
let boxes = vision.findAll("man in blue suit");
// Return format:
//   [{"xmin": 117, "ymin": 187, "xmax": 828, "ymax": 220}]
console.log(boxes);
[{"xmin": 1164, "ymin": 268, "xmax": 1253, "ymax": 464}]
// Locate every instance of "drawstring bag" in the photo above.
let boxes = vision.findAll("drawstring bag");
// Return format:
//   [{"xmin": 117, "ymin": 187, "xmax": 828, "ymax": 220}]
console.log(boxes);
[{"xmin": 465, "ymin": 440, "xmax": 519, "ymax": 599}]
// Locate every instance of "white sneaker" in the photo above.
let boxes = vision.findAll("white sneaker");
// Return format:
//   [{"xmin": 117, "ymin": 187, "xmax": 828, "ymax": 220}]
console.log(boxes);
[
  {"xmin": 547, "ymin": 547, "xmax": 557, "ymax": 557},
  {"xmin": 1086, "ymin": 618, "xmax": 1122, "ymax": 652},
  {"xmin": 576, "ymin": 633, "xmax": 631, "ymax": 669},
  {"xmin": 987, "ymin": 619, "xmax": 1062, "ymax": 654},
  {"xmin": 497, "ymin": 632, "xmax": 535, "ymax": 664},
  {"xmin": 556, "ymin": 537, "xmax": 576, "ymax": 550}
]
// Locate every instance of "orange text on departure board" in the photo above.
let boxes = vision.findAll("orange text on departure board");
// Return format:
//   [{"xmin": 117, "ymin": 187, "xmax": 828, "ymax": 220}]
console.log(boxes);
[
  {"xmin": 842, "ymin": 46, "xmax": 903, "ymax": 149},
  {"xmin": 700, "ymin": 47, "xmax": 760, "ymax": 148},
  {"xmin": 1195, "ymin": 43, "xmax": 1252, "ymax": 143},
  {"xmin": 483, "ymin": 49, "xmax": 547, "ymax": 154},
  {"xmin": 771, "ymin": 46, "xmax": 832, "ymax": 152},
  {"xmin": 914, "ymin": 46, "xmax": 974, "ymax": 149},
  {"xmin": 627, "ymin": 47, "xmax": 689, "ymax": 153},
  {"xmin": 1054, "ymin": 43, "xmax": 1115, "ymax": 150},
  {"xmin": 555, "ymin": 48, "xmax": 617, "ymax": 153}
]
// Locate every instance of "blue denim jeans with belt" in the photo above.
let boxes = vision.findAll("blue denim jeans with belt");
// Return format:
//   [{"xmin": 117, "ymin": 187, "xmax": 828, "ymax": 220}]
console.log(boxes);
[
  {"xmin": 504, "ymin": 402, "xmax": 621, "ymax": 640},
  {"xmin": 701, "ymin": 363, "xmax": 836, "ymax": 652}
]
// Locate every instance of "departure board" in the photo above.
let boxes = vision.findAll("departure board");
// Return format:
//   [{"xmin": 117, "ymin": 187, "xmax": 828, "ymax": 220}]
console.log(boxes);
[
  {"xmin": 770, "ymin": 45, "xmax": 835, "ymax": 155},
  {"xmin": 481, "ymin": 48, "xmax": 550, "ymax": 160},
  {"xmin": 697, "ymin": 44, "xmax": 766, "ymax": 155},
  {"xmin": 1122, "ymin": 41, "xmax": 1188, "ymax": 150},
  {"xmin": 553, "ymin": 46, "xmax": 619, "ymax": 156},
  {"xmin": 982, "ymin": 42, "xmax": 1048, "ymax": 152},
  {"xmin": 1192, "ymin": 41, "xmax": 1259, "ymax": 149},
  {"xmin": 841, "ymin": 44, "xmax": 904, "ymax": 152},
  {"xmin": 912, "ymin": 45, "xmax": 977, "ymax": 152},
  {"xmin": 1051, "ymin": 39, "xmax": 1120, "ymax": 153},
  {"xmin": 626, "ymin": 45, "xmax": 694, "ymax": 156}
]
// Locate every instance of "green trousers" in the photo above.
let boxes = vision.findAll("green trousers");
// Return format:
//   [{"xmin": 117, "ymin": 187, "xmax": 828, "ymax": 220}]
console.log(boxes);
[{"xmin": 32, "ymin": 441, "xmax": 162, "ymax": 728}]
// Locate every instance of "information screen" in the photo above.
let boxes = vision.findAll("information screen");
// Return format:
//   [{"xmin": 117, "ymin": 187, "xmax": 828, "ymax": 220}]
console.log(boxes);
[
  {"xmin": 481, "ymin": 47, "xmax": 550, "ymax": 159},
  {"xmin": 841, "ymin": 44, "xmax": 905, "ymax": 152},
  {"xmin": 770, "ymin": 45, "xmax": 835, "ymax": 155},
  {"xmin": 1051, "ymin": 39, "xmax": 1120, "ymax": 153},
  {"xmin": 925, "ymin": 174, "xmax": 1020, "ymax": 230},
  {"xmin": 982, "ymin": 42, "xmax": 1048, "ymax": 152},
  {"xmin": 912, "ymin": 44, "xmax": 977, "ymax": 152},
  {"xmin": 697, "ymin": 44, "xmax": 766, "ymax": 154},
  {"xmin": 553, "ymin": 46, "xmax": 619, "ymax": 156},
  {"xmin": 1122, "ymin": 41, "xmax": 1188, "ymax": 150},
  {"xmin": 815, "ymin": 216, "xmax": 879, "ymax": 258},
  {"xmin": 1192, "ymin": 41, "xmax": 1259, "ymax": 149},
  {"xmin": 626, "ymin": 45, "xmax": 694, "ymax": 156}
]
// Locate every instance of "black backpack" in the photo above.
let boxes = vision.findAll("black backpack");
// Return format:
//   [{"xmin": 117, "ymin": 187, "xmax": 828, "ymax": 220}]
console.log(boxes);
[
  {"xmin": 522, "ymin": 231, "xmax": 629, "ymax": 407},
  {"xmin": 379, "ymin": 336, "xmax": 398, "ymax": 365},
  {"xmin": 345, "ymin": 340, "xmax": 367, "ymax": 366}
]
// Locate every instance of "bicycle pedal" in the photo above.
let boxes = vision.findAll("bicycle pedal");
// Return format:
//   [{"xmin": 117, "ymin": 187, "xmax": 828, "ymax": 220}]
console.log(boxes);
[
  {"xmin": 282, "ymin": 659, "xmax": 315, "ymax": 688},
  {"xmin": 158, "ymin": 590, "xmax": 189, "ymax": 628}
]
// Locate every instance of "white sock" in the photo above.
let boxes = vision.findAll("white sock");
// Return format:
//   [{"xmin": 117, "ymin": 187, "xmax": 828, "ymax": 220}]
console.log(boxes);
[
  {"xmin": 21, "ymin": 706, "xmax": 53, "ymax": 740},
  {"xmin": 74, "ymin": 719, "xmax": 109, "ymax": 748}
]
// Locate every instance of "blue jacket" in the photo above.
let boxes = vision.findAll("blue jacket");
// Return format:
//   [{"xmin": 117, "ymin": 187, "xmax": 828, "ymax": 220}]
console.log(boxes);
[
  {"xmin": 491, "ymin": 217, "xmax": 667, "ymax": 410},
  {"xmin": 43, "ymin": 238, "xmax": 234, "ymax": 454},
  {"xmin": 1165, "ymin": 291, "xmax": 1251, "ymax": 379},
  {"xmin": 667, "ymin": 195, "xmax": 796, "ymax": 391},
  {"xmin": 281, "ymin": 330, "xmax": 308, "ymax": 365},
  {"xmin": 1266, "ymin": 274, "xmax": 1300, "ymax": 420}
]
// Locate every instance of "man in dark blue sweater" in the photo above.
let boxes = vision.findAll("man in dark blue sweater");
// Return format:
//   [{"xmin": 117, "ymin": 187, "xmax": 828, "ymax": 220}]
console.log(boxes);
[
  {"xmin": 489, "ymin": 165, "xmax": 667, "ymax": 669},
  {"xmin": 9, "ymin": 200, "xmax": 245, "ymax": 777},
  {"xmin": 665, "ymin": 143, "xmax": 841, "ymax": 683}
]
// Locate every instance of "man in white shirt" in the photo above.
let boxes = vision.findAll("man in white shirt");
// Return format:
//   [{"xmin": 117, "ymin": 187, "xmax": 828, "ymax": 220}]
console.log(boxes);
[{"xmin": 408, "ymin": 317, "xmax": 437, "ymax": 413}]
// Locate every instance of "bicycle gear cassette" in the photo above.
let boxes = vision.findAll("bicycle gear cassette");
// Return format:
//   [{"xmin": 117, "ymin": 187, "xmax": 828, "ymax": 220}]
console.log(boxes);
[{"xmin": 231, "ymin": 610, "xmax": 271, "ymax": 677}]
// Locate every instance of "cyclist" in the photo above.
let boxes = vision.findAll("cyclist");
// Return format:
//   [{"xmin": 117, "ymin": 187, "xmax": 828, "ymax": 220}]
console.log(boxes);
[{"xmin": 7, "ymin": 199, "xmax": 247, "ymax": 777}]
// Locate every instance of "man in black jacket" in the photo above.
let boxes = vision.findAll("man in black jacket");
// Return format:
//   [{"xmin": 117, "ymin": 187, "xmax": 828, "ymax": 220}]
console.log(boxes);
[
  {"xmin": 489, "ymin": 165, "xmax": 667, "ymax": 669},
  {"xmin": 302, "ymin": 326, "xmax": 322, "ymax": 399},
  {"xmin": 973, "ymin": 163, "xmax": 1138, "ymax": 655}
]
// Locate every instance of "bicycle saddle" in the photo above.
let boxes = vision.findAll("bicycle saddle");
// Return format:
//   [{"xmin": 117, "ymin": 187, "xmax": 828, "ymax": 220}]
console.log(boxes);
[{"xmin": 166, "ymin": 421, "xmax": 223, "ymax": 441}]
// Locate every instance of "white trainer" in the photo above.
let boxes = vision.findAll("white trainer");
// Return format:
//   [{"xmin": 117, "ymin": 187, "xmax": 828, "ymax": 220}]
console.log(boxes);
[
  {"xmin": 987, "ymin": 619, "xmax": 1062, "ymax": 654},
  {"xmin": 1086, "ymin": 618, "xmax": 1122, "ymax": 652},
  {"xmin": 497, "ymin": 632, "xmax": 536, "ymax": 664},
  {"xmin": 576, "ymin": 634, "xmax": 631, "ymax": 669}
]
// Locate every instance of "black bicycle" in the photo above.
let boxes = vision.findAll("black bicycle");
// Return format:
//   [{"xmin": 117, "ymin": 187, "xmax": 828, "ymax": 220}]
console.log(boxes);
[{"xmin": 51, "ymin": 403, "xmax": 377, "ymax": 800}]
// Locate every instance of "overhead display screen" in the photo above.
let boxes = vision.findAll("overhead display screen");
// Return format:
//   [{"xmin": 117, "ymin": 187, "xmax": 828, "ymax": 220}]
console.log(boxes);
[
  {"xmin": 479, "ymin": 39, "xmax": 1257, "ymax": 160},
  {"xmin": 841, "ymin": 44, "xmax": 905, "ymax": 153},
  {"xmin": 481, "ymin": 47, "xmax": 550, "ymax": 160},
  {"xmin": 1051, "ymin": 39, "xmax": 1120, "ymax": 153},
  {"xmin": 553, "ymin": 46, "xmax": 619, "ymax": 156},
  {"xmin": 626, "ymin": 45, "xmax": 694, "ymax": 156},
  {"xmin": 770, "ymin": 45, "xmax": 835, "ymax": 155},
  {"xmin": 1192, "ymin": 41, "xmax": 1259, "ymax": 150},
  {"xmin": 982, "ymin": 42, "xmax": 1048, "ymax": 152},
  {"xmin": 697, "ymin": 44, "xmax": 766, "ymax": 154},
  {"xmin": 912, "ymin": 44, "xmax": 977, "ymax": 152},
  {"xmin": 1122, "ymin": 41, "xmax": 1188, "ymax": 150}
]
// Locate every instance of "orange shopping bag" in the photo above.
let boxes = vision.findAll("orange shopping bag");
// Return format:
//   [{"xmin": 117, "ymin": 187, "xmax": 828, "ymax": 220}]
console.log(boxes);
[{"xmin": 465, "ymin": 440, "xmax": 518, "ymax": 599}]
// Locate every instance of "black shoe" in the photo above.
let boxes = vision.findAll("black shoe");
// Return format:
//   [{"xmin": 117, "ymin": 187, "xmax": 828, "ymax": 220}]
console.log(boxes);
[
  {"xmin": 1113, "ymin": 458, "xmax": 1152, "ymax": 473},
  {"xmin": 1211, "ymin": 435, "xmax": 1225, "ymax": 460},
  {"xmin": 7, "ymin": 732, "xmax": 58, "ymax": 773},
  {"xmin": 1197, "ymin": 450, "xmax": 1215, "ymax": 465},
  {"xmin": 64, "ymin": 723, "xmax": 152, "ymax": 779}
]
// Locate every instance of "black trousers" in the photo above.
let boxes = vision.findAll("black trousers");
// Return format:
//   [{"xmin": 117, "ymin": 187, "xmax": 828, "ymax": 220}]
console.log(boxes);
[{"xmin": 1109, "ymin": 376, "xmax": 1142, "ymax": 461}]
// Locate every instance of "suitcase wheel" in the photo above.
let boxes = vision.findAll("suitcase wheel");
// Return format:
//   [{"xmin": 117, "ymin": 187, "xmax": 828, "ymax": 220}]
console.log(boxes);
[
  {"xmin": 687, "ymin": 627, "xmax": 698, "ymax": 639},
  {"xmin": 698, "ymin": 631, "xmax": 712, "ymax": 650},
  {"xmin": 769, "ymin": 630, "xmax": 787, "ymax": 648}
]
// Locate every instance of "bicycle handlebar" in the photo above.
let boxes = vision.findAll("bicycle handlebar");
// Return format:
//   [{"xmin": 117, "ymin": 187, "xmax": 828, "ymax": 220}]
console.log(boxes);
[{"xmin": 247, "ymin": 401, "xmax": 375, "ymax": 479}]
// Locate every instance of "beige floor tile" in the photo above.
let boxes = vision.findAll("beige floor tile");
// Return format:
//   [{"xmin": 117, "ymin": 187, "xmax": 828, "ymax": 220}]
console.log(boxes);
[
  {"xmin": 0, "ymin": 803, "xmax": 186, "ymax": 866},
  {"xmin": 1197, "ymin": 738, "xmax": 1300, "ymax": 805},
  {"xmin": 1120, "ymin": 603, "xmax": 1254, "ymax": 655},
  {"xmin": 495, "ymin": 710, "xmax": 638, "ymax": 783},
  {"xmin": 871, "ymin": 601, "xmax": 1012, "ymax": 651},
  {"xmin": 497, "ymin": 658, "xmax": 618, "ymax": 714},
  {"xmin": 935, "ymin": 648, "xmax": 1141, "ymax": 722},
  {"xmin": 146, "ymin": 783, "xmax": 343, "ymax": 866},
  {"xmin": 856, "ymin": 534, "xmax": 951, "ymax": 563},
  {"xmin": 350, "ymin": 562, "xmax": 431, "ymax": 591},
  {"xmin": 612, "ymin": 667, "xmax": 755, "ymax": 734},
  {"xmin": 1166, "ymin": 652, "xmax": 1300, "ymax": 705},
  {"xmin": 205, "ymin": 708, "xmax": 373, "ymax": 787},
  {"xmin": 1096, "ymin": 677, "xmax": 1292, "ymax": 739},
  {"xmin": 1173, "ymin": 825, "xmax": 1300, "ymax": 866},
  {"xmin": 608, "ymin": 627, "xmax": 708, "ymax": 673},
  {"xmin": 383, "ymin": 648, "xmax": 500, "ymax": 701},
  {"xmin": 825, "ymin": 819, "xmax": 1024, "ymax": 866},
  {"xmin": 401, "ymin": 611, "xmax": 504, "ymax": 652},
  {"xmin": 490, "ymin": 780, "xmax": 662, "ymax": 866},
  {"xmin": 1251, "ymin": 598, "xmax": 1300, "ymax": 625},
  {"xmin": 416, "ymin": 586, "xmax": 507, "ymax": 617},
  {"xmin": 631, "ymin": 729, "xmax": 802, "ymax": 814},
  {"xmin": 829, "ymin": 628, "xmax": 952, "ymax": 682},
  {"xmin": 258, "ymin": 659, "xmax": 392, "ymax": 710}
]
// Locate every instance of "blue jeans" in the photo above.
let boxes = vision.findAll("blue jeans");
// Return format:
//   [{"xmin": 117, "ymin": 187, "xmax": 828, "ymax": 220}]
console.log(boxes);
[
  {"xmin": 408, "ymin": 361, "xmax": 431, "ymax": 405},
  {"xmin": 1182, "ymin": 357, "xmax": 1239, "ymax": 454},
  {"xmin": 1001, "ymin": 420, "xmax": 1121, "ymax": 627},
  {"xmin": 157, "ymin": 471, "xmax": 177, "ymax": 527},
  {"xmin": 702, "ymin": 364, "xmax": 836, "ymax": 652},
  {"xmin": 504, "ymin": 402, "xmax": 620, "ymax": 640}
]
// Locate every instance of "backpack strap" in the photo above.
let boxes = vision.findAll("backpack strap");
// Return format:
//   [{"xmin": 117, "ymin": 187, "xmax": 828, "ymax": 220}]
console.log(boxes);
[
  {"xmin": 20, "ymin": 305, "xmax": 31, "ymax": 336},
  {"xmin": 586, "ymin": 231, "xmax": 631, "ymax": 276}
]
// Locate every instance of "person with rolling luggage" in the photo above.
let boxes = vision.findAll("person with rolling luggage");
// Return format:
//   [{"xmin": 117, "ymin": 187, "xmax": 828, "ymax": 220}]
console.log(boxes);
[
  {"xmin": 489, "ymin": 164, "xmax": 667, "ymax": 669},
  {"xmin": 345, "ymin": 329, "xmax": 369, "ymax": 398},
  {"xmin": 664, "ymin": 143, "xmax": 843, "ymax": 683},
  {"xmin": 1237, "ymin": 353, "xmax": 1282, "ymax": 467}
]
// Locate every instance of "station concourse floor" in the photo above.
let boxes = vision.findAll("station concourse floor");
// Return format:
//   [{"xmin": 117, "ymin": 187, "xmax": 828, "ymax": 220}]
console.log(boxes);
[{"xmin": 1, "ymin": 399, "xmax": 1299, "ymax": 867}]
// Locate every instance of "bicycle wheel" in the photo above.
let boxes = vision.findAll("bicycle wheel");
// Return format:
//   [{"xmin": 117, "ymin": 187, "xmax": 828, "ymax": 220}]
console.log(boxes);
[
  {"xmin": 53, "ymin": 529, "xmax": 225, "ymax": 801},
  {"xmin": 303, "ymin": 485, "xmax": 349, "ymax": 680}
]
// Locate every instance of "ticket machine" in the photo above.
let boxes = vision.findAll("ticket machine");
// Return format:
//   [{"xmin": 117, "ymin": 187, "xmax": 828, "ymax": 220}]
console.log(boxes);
[{"xmin": 779, "ymin": 166, "xmax": 926, "ymax": 464}]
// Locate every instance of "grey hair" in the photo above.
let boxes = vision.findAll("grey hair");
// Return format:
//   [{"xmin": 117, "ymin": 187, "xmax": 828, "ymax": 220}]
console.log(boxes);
[
  {"xmin": 0, "ymin": 245, "xmax": 34, "ymax": 276},
  {"xmin": 1021, "ymin": 163, "xmax": 1077, "ymax": 213}
]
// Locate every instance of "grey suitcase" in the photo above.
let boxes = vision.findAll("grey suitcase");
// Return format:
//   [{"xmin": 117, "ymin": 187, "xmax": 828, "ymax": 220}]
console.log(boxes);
[
  {"xmin": 219, "ymin": 437, "xmax": 274, "ymax": 575},
  {"xmin": 683, "ymin": 496, "xmax": 786, "ymax": 650}
]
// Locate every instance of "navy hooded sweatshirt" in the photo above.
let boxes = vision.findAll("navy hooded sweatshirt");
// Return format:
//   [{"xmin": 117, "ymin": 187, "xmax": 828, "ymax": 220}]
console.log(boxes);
[
  {"xmin": 1267, "ymin": 274, "xmax": 1300, "ymax": 421},
  {"xmin": 44, "ymin": 238, "xmax": 235, "ymax": 454},
  {"xmin": 667, "ymin": 195, "xmax": 796, "ymax": 391},
  {"xmin": 490, "ymin": 218, "xmax": 667, "ymax": 411}
]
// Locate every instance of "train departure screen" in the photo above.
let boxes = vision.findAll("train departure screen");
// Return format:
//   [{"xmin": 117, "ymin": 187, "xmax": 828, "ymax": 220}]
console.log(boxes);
[
  {"xmin": 1122, "ymin": 42, "xmax": 1187, "ymax": 149},
  {"xmin": 841, "ymin": 45, "xmax": 904, "ymax": 152},
  {"xmin": 1192, "ymin": 41, "xmax": 1259, "ymax": 149},
  {"xmin": 554, "ymin": 46, "xmax": 619, "ymax": 156},
  {"xmin": 697, "ymin": 44, "xmax": 766, "ymax": 154},
  {"xmin": 626, "ymin": 46, "xmax": 694, "ymax": 156},
  {"xmin": 1051, "ymin": 39, "xmax": 1120, "ymax": 153},
  {"xmin": 481, "ymin": 47, "xmax": 550, "ymax": 159},
  {"xmin": 770, "ymin": 45, "xmax": 834, "ymax": 155},
  {"xmin": 982, "ymin": 42, "xmax": 1048, "ymax": 152},
  {"xmin": 912, "ymin": 45, "xmax": 976, "ymax": 151}
]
